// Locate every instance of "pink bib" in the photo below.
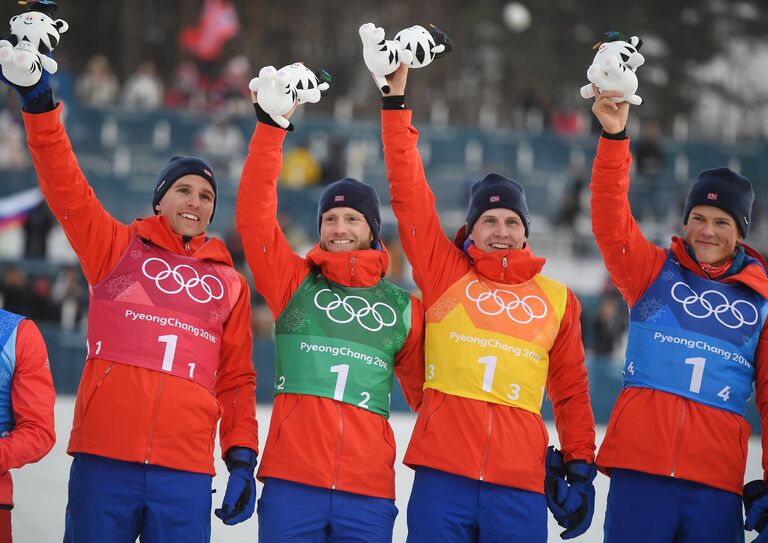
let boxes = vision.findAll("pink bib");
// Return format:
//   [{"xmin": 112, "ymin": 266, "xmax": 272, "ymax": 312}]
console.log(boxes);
[{"xmin": 87, "ymin": 236, "xmax": 241, "ymax": 391}]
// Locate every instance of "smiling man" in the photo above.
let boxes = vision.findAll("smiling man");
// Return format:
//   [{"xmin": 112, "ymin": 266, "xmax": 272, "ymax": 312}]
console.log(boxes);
[
  {"xmin": 378, "ymin": 65, "xmax": 596, "ymax": 543},
  {"xmin": 3, "ymin": 47, "xmax": 259, "ymax": 541},
  {"xmin": 236, "ymin": 93, "xmax": 425, "ymax": 543},
  {"xmin": 590, "ymin": 87, "xmax": 768, "ymax": 543}
]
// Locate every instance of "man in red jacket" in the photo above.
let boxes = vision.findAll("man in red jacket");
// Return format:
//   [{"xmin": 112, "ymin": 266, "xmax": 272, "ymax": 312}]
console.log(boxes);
[
  {"xmin": 4, "ymin": 52, "xmax": 259, "ymax": 542},
  {"xmin": 0, "ymin": 309, "xmax": 56, "ymax": 543},
  {"xmin": 378, "ymin": 65, "xmax": 596, "ymax": 542},
  {"xmin": 590, "ymin": 86, "xmax": 768, "ymax": 543},
  {"xmin": 237, "ymin": 92, "xmax": 425, "ymax": 542}
]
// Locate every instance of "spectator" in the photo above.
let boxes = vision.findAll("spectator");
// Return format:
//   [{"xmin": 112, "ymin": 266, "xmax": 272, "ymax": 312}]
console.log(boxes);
[
  {"xmin": 196, "ymin": 111, "xmax": 245, "ymax": 179},
  {"xmin": 165, "ymin": 60, "xmax": 207, "ymax": 111},
  {"xmin": 0, "ymin": 266, "xmax": 30, "ymax": 316},
  {"xmin": 121, "ymin": 61, "xmax": 164, "ymax": 110},
  {"xmin": 75, "ymin": 55, "xmax": 119, "ymax": 107},
  {"xmin": 28, "ymin": 276, "xmax": 60, "ymax": 324},
  {"xmin": 22, "ymin": 201, "xmax": 55, "ymax": 259},
  {"xmin": 209, "ymin": 55, "xmax": 252, "ymax": 116}
]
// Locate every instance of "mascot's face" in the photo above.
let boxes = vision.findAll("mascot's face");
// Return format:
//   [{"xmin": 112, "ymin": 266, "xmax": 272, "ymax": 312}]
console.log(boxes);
[
  {"xmin": 395, "ymin": 25, "xmax": 437, "ymax": 68},
  {"xmin": 10, "ymin": 11, "xmax": 68, "ymax": 53}
]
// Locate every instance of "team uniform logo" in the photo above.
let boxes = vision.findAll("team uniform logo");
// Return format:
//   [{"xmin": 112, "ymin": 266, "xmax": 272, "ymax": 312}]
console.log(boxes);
[
  {"xmin": 142, "ymin": 257, "xmax": 225, "ymax": 304},
  {"xmin": 670, "ymin": 281, "xmax": 758, "ymax": 329},
  {"xmin": 464, "ymin": 280, "xmax": 547, "ymax": 324},
  {"xmin": 313, "ymin": 288, "xmax": 397, "ymax": 332}
]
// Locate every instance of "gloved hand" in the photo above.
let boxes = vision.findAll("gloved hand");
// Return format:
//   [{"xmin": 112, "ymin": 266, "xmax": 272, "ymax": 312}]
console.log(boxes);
[
  {"xmin": 744, "ymin": 479, "xmax": 768, "ymax": 542},
  {"xmin": 214, "ymin": 447, "xmax": 257, "ymax": 526},
  {"xmin": 545, "ymin": 446, "xmax": 597, "ymax": 540},
  {"xmin": 0, "ymin": 59, "xmax": 52, "ymax": 110}
]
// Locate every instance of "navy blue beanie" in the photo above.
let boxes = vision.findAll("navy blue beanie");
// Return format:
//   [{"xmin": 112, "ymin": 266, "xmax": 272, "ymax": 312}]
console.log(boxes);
[
  {"xmin": 317, "ymin": 178, "xmax": 381, "ymax": 242},
  {"xmin": 683, "ymin": 167, "xmax": 754, "ymax": 238},
  {"xmin": 152, "ymin": 156, "xmax": 218, "ymax": 222},
  {"xmin": 466, "ymin": 173, "xmax": 530, "ymax": 237}
]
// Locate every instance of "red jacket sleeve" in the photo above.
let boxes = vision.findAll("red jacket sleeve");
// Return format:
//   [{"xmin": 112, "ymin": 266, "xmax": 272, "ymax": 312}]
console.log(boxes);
[
  {"xmin": 590, "ymin": 136, "xmax": 667, "ymax": 306},
  {"xmin": 215, "ymin": 275, "xmax": 259, "ymax": 457},
  {"xmin": 754, "ymin": 326, "xmax": 768, "ymax": 479},
  {"xmin": 23, "ymin": 105, "xmax": 132, "ymax": 285},
  {"xmin": 393, "ymin": 296, "xmax": 426, "ymax": 412},
  {"xmin": 0, "ymin": 320, "xmax": 55, "ymax": 472},
  {"xmin": 546, "ymin": 290, "xmax": 596, "ymax": 464},
  {"xmin": 381, "ymin": 110, "xmax": 470, "ymax": 307},
  {"xmin": 236, "ymin": 122, "xmax": 310, "ymax": 319}
]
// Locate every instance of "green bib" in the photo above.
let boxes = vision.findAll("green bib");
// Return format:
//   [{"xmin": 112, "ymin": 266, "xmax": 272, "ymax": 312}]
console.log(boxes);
[{"xmin": 274, "ymin": 271, "xmax": 412, "ymax": 417}]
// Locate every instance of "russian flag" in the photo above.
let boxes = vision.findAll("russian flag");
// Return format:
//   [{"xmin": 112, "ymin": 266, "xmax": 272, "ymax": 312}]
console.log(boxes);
[{"xmin": 0, "ymin": 187, "xmax": 43, "ymax": 229}]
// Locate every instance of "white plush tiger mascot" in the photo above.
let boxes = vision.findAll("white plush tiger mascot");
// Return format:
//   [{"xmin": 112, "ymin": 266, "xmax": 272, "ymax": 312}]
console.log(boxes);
[
  {"xmin": 0, "ymin": 2, "xmax": 68, "ymax": 88},
  {"xmin": 580, "ymin": 34, "xmax": 644, "ymax": 105},
  {"xmin": 282, "ymin": 62, "xmax": 330, "ymax": 104},
  {"xmin": 394, "ymin": 24, "xmax": 452, "ymax": 69},
  {"xmin": 359, "ymin": 22, "xmax": 413, "ymax": 94},
  {"xmin": 249, "ymin": 66, "xmax": 298, "ymax": 129}
]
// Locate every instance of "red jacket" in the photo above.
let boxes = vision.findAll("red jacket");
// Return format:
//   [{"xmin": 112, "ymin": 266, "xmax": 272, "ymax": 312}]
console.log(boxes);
[
  {"xmin": 236, "ymin": 121, "xmax": 425, "ymax": 500},
  {"xmin": 591, "ymin": 135, "xmax": 768, "ymax": 494},
  {"xmin": 382, "ymin": 109, "xmax": 595, "ymax": 494},
  {"xmin": 0, "ymin": 318, "xmax": 55, "ymax": 505},
  {"xmin": 23, "ymin": 105, "xmax": 258, "ymax": 475}
]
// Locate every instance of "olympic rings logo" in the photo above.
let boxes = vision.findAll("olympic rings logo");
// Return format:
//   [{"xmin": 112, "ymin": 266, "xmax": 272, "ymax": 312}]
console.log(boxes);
[
  {"xmin": 313, "ymin": 289, "xmax": 397, "ymax": 332},
  {"xmin": 141, "ymin": 257, "xmax": 225, "ymax": 304},
  {"xmin": 670, "ymin": 281, "xmax": 758, "ymax": 329},
  {"xmin": 465, "ymin": 280, "xmax": 547, "ymax": 324}
]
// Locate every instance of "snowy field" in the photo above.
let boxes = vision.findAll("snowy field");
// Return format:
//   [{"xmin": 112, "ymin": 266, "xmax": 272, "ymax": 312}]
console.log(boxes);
[{"xmin": 12, "ymin": 396, "xmax": 764, "ymax": 542}]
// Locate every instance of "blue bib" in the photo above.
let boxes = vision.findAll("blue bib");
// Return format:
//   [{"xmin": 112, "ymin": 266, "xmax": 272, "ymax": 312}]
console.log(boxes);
[
  {"xmin": 0, "ymin": 310, "xmax": 23, "ymax": 435},
  {"xmin": 624, "ymin": 253, "xmax": 768, "ymax": 416}
]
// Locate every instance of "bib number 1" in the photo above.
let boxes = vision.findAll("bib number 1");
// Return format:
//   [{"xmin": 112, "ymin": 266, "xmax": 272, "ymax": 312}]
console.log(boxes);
[
  {"xmin": 157, "ymin": 334, "xmax": 195, "ymax": 379},
  {"xmin": 684, "ymin": 356, "xmax": 731, "ymax": 403}
]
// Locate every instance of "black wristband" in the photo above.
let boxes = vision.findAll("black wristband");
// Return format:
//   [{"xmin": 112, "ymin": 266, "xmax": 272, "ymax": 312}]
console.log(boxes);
[
  {"xmin": 601, "ymin": 128, "xmax": 627, "ymax": 140},
  {"xmin": 382, "ymin": 95, "xmax": 406, "ymax": 110},
  {"xmin": 253, "ymin": 102, "xmax": 294, "ymax": 131},
  {"xmin": 22, "ymin": 88, "xmax": 56, "ymax": 114}
]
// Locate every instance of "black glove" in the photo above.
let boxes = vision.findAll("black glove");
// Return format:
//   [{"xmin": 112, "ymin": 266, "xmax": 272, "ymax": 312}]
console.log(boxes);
[
  {"xmin": 214, "ymin": 447, "xmax": 258, "ymax": 526},
  {"xmin": 545, "ymin": 446, "xmax": 597, "ymax": 539},
  {"xmin": 745, "ymin": 479, "xmax": 768, "ymax": 542},
  {"xmin": 253, "ymin": 101, "xmax": 293, "ymax": 131},
  {"xmin": 0, "ymin": 61, "xmax": 55, "ymax": 112}
]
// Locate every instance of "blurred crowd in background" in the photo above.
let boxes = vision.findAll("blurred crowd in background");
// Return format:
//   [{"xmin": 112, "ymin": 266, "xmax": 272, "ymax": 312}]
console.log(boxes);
[{"xmin": 2, "ymin": 0, "xmax": 768, "ymax": 383}]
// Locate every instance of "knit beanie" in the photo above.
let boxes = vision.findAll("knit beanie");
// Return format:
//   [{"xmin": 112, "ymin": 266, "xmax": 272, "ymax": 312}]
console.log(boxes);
[
  {"xmin": 152, "ymin": 156, "xmax": 218, "ymax": 222},
  {"xmin": 683, "ymin": 167, "xmax": 754, "ymax": 238},
  {"xmin": 466, "ymin": 173, "xmax": 530, "ymax": 237},
  {"xmin": 317, "ymin": 178, "xmax": 381, "ymax": 241}
]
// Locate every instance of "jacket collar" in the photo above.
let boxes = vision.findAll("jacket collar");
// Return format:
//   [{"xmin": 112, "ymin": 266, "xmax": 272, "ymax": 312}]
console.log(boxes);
[
  {"xmin": 670, "ymin": 236, "xmax": 768, "ymax": 297},
  {"xmin": 133, "ymin": 215, "xmax": 233, "ymax": 266},
  {"xmin": 306, "ymin": 243, "xmax": 390, "ymax": 288},
  {"xmin": 453, "ymin": 225, "xmax": 545, "ymax": 284}
]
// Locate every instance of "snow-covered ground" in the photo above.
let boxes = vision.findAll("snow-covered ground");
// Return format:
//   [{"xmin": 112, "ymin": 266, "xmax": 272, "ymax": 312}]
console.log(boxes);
[{"xmin": 12, "ymin": 397, "xmax": 763, "ymax": 542}]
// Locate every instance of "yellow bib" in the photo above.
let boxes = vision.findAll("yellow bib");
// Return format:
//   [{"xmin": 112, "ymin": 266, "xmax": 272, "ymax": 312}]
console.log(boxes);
[{"xmin": 425, "ymin": 271, "xmax": 567, "ymax": 413}]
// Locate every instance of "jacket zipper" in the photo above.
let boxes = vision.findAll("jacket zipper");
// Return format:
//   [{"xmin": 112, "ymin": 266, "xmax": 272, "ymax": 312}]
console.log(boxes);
[
  {"xmin": 145, "ymin": 373, "xmax": 165, "ymax": 464},
  {"xmin": 332, "ymin": 403, "xmax": 344, "ymax": 489},
  {"xmin": 479, "ymin": 404, "xmax": 493, "ymax": 481},
  {"xmin": 669, "ymin": 399, "xmax": 686, "ymax": 477},
  {"xmin": 184, "ymin": 241, "xmax": 191, "ymax": 253},
  {"xmin": 501, "ymin": 256, "xmax": 508, "ymax": 281},
  {"xmin": 83, "ymin": 364, "xmax": 112, "ymax": 414},
  {"xmin": 349, "ymin": 255, "xmax": 356, "ymax": 278}
]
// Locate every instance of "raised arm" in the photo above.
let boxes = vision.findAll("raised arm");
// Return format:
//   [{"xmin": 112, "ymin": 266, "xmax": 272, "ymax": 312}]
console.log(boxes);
[
  {"xmin": 23, "ymin": 105, "xmax": 130, "ymax": 285},
  {"xmin": 0, "ymin": 319, "xmax": 55, "ymax": 472},
  {"xmin": 590, "ymin": 88, "xmax": 666, "ymax": 306},
  {"xmin": 380, "ymin": 66, "xmax": 469, "ymax": 307},
  {"xmin": 236, "ymin": 102, "xmax": 310, "ymax": 319}
]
